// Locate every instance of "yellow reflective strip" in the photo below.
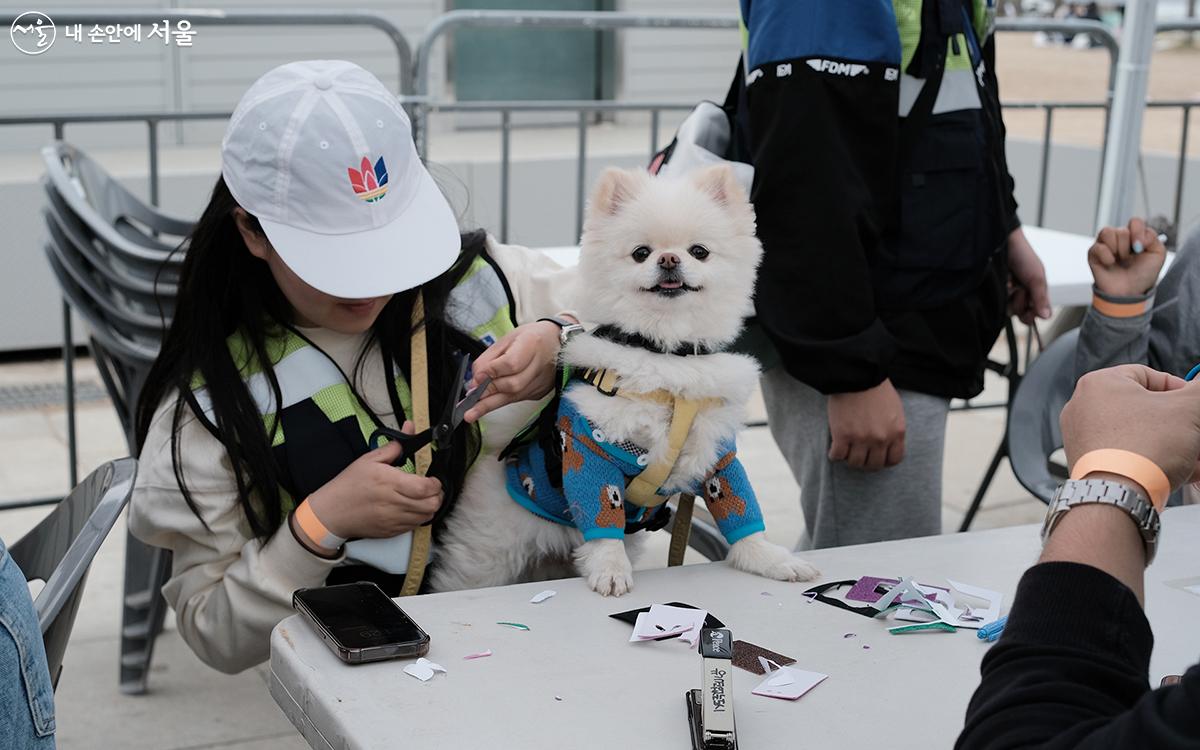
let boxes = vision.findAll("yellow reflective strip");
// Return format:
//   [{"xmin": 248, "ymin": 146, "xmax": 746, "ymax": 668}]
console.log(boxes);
[{"xmin": 893, "ymin": 0, "xmax": 921, "ymax": 72}]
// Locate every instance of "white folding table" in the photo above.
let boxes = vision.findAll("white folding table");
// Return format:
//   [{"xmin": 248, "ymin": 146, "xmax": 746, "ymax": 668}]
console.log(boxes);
[{"xmin": 269, "ymin": 506, "xmax": 1200, "ymax": 750}]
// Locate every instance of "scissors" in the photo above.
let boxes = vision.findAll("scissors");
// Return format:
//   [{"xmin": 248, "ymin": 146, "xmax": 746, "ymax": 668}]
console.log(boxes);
[{"xmin": 369, "ymin": 354, "xmax": 492, "ymax": 470}]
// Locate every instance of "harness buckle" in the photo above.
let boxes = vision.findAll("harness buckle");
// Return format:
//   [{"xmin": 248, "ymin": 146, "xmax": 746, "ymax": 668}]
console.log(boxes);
[{"xmin": 625, "ymin": 504, "xmax": 672, "ymax": 534}]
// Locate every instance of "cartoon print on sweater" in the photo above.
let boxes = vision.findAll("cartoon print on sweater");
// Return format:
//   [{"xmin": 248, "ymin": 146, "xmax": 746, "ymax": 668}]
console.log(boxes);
[
  {"xmin": 506, "ymin": 398, "xmax": 765, "ymax": 543},
  {"xmin": 595, "ymin": 484, "xmax": 626, "ymax": 528},
  {"xmin": 558, "ymin": 416, "xmax": 585, "ymax": 474},
  {"xmin": 704, "ymin": 451, "xmax": 748, "ymax": 522},
  {"xmin": 519, "ymin": 471, "xmax": 536, "ymax": 501}
]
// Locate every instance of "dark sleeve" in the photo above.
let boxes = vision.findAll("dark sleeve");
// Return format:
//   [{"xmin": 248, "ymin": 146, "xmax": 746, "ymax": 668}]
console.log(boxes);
[
  {"xmin": 740, "ymin": 1, "xmax": 901, "ymax": 394},
  {"xmin": 957, "ymin": 562, "xmax": 1200, "ymax": 749},
  {"xmin": 981, "ymin": 30, "xmax": 1020, "ymax": 234}
]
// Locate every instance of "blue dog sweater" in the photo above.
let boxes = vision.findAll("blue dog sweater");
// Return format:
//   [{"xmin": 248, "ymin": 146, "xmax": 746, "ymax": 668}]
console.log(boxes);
[{"xmin": 505, "ymin": 392, "xmax": 765, "ymax": 542}]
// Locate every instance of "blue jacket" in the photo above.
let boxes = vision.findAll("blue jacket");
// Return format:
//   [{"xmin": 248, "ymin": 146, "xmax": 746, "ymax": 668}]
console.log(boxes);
[{"xmin": 506, "ymin": 395, "xmax": 765, "ymax": 543}]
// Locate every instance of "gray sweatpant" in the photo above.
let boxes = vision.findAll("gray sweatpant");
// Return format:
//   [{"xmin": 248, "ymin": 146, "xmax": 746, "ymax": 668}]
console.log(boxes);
[{"xmin": 761, "ymin": 368, "xmax": 950, "ymax": 550}]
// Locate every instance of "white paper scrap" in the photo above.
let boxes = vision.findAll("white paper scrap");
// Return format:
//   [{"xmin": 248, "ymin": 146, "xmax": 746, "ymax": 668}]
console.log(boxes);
[
  {"xmin": 530, "ymin": 590, "xmax": 557, "ymax": 604},
  {"xmin": 752, "ymin": 667, "xmax": 827, "ymax": 701},
  {"xmin": 629, "ymin": 604, "xmax": 708, "ymax": 646},
  {"xmin": 403, "ymin": 657, "xmax": 447, "ymax": 682},
  {"xmin": 946, "ymin": 579, "xmax": 1003, "ymax": 630}
]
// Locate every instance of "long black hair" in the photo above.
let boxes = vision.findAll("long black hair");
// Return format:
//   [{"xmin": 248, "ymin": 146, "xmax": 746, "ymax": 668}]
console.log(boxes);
[{"xmin": 136, "ymin": 175, "xmax": 485, "ymax": 541}]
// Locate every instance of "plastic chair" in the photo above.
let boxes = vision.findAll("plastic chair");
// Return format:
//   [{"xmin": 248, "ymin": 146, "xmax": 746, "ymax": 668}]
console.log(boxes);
[
  {"xmin": 41, "ymin": 142, "xmax": 185, "ymax": 695},
  {"xmin": 1006, "ymin": 328, "xmax": 1080, "ymax": 504},
  {"xmin": 8, "ymin": 459, "xmax": 136, "ymax": 688}
]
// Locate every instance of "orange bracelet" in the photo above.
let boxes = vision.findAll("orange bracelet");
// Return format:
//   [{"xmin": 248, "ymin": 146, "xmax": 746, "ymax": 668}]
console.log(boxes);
[
  {"xmin": 293, "ymin": 500, "xmax": 346, "ymax": 551},
  {"xmin": 1070, "ymin": 448, "xmax": 1170, "ymax": 511},
  {"xmin": 1091, "ymin": 294, "xmax": 1148, "ymax": 319}
]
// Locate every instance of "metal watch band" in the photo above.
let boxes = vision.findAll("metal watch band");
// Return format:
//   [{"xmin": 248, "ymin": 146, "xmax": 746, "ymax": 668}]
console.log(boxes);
[
  {"xmin": 537, "ymin": 316, "xmax": 585, "ymax": 347},
  {"xmin": 1041, "ymin": 478, "xmax": 1160, "ymax": 564}
]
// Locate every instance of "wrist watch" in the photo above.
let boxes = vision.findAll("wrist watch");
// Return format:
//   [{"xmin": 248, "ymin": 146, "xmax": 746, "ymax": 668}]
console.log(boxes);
[
  {"xmin": 1041, "ymin": 478, "xmax": 1161, "ymax": 564},
  {"xmin": 537, "ymin": 316, "xmax": 585, "ymax": 347}
]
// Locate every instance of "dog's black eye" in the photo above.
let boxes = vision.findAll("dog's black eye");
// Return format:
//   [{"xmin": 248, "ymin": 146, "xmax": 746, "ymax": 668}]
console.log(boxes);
[
  {"xmin": 631, "ymin": 245, "xmax": 652, "ymax": 263},
  {"xmin": 688, "ymin": 245, "xmax": 710, "ymax": 261}
]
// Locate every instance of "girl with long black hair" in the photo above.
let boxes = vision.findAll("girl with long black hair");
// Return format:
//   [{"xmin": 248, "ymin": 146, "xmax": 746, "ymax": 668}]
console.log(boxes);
[{"xmin": 129, "ymin": 60, "xmax": 578, "ymax": 674}]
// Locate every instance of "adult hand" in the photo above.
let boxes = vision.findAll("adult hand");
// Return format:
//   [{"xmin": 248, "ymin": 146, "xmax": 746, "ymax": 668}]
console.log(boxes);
[
  {"xmin": 1007, "ymin": 226, "xmax": 1052, "ymax": 324},
  {"xmin": 828, "ymin": 379, "xmax": 906, "ymax": 471},
  {"xmin": 304, "ymin": 421, "xmax": 444, "ymax": 543},
  {"xmin": 1061, "ymin": 365, "xmax": 1200, "ymax": 491},
  {"xmin": 1088, "ymin": 218, "xmax": 1167, "ymax": 298},
  {"xmin": 463, "ymin": 320, "xmax": 566, "ymax": 423}
]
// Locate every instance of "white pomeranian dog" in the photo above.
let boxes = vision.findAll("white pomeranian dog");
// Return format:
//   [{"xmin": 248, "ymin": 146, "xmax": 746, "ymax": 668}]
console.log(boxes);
[{"xmin": 431, "ymin": 164, "xmax": 818, "ymax": 596}]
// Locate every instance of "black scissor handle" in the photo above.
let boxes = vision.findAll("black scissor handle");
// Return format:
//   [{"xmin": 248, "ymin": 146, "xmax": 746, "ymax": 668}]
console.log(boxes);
[{"xmin": 369, "ymin": 426, "xmax": 431, "ymax": 467}]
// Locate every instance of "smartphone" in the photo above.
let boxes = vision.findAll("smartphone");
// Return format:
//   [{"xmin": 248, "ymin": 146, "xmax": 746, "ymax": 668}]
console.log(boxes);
[{"xmin": 292, "ymin": 582, "xmax": 430, "ymax": 665}]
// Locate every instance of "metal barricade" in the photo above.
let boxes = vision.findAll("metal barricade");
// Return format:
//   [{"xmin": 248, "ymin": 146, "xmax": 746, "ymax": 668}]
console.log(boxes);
[{"xmin": 410, "ymin": 10, "xmax": 740, "ymax": 242}]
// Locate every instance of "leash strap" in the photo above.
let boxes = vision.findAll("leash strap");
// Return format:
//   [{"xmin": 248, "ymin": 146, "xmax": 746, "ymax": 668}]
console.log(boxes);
[
  {"xmin": 668, "ymin": 494, "xmax": 695, "ymax": 567},
  {"xmin": 626, "ymin": 397, "xmax": 703, "ymax": 507},
  {"xmin": 401, "ymin": 291, "xmax": 433, "ymax": 597}
]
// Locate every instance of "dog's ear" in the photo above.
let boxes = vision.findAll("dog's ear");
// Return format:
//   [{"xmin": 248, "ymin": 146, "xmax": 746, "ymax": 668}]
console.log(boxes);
[
  {"xmin": 589, "ymin": 168, "xmax": 644, "ymax": 217},
  {"xmin": 690, "ymin": 164, "xmax": 747, "ymax": 208}
]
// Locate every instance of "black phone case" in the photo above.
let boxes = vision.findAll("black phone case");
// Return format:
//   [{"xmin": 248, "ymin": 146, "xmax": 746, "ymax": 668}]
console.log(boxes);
[{"xmin": 293, "ymin": 584, "xmax": 431, "ymax": 665}]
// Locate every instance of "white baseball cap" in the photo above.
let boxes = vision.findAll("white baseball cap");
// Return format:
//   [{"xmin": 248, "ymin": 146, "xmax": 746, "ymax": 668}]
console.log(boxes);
[{"xmin": 221, "ymin": 60, "xmax": 460, "ymax": 299}]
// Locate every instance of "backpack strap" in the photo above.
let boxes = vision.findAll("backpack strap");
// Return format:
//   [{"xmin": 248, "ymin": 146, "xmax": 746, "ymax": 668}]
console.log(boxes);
[{"xmin": 401, "ymin": 291, "xmax": 433, "ymax": 597}]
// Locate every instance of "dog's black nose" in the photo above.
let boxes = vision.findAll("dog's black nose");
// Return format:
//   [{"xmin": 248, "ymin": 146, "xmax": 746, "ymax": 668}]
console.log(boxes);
[{"xmin": 658, "ymin": 252, "xmax": 680, "ymax": 270}]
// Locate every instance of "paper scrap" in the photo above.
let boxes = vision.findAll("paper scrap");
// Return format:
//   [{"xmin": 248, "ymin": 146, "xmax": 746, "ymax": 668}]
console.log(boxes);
[
  {"xmin": 629, "ymin": 604, "xmax": 708, "ymax": 646},
  {"xmin": 846, "ymin": 576, "xmax": 945, "ymax": 605},
  {"xmin": 945, "ymin": 580, "xmax": 1003, "ymax": 630},
  {"xmin": 732, "ymin": 640, "xmax": 796, "ymax": 675},
  {"xmin": 403, "ymin": 658, "xmax": 447, "ymax": 681},
  {"xmin": 497, "ymin": 622, "xmax": 530, "ymax": 630},
  {"xmin": 1164, "ymin": 577, "xmax": 1200, "ymax": 598},
  {"xmin": 463, "ymin": 650, "xmax": 492, "ymax": 660},
  {"xmin": 888, "ymin": 621, "xmax": 956, "ymax": 635},
  {"xmin": 767, "ymin": 671, "xmax": 796, "ymax": 687},
  {"xmin": 530, "ymin": 590, "xmax": 556, "ymax": 604},
  {"xmin": 752, "ymin": 666, "xmax": 828, "ymax": 701}
]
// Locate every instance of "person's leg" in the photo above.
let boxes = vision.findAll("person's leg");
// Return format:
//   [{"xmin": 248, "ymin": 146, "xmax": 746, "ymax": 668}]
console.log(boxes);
[
  {"xmin": 0, "ymin": 541, "xmax": 56, "ymax": 749},
  {"xmin": 761, "ymin": 368, "xmax": 949, "ymax": 550}
]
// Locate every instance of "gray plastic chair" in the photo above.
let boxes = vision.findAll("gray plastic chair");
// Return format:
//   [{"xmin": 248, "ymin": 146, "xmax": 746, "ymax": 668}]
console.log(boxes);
[
  {"xmin": 41, "ymin": 142, "xmax": 186, "ymax": 695},
  {"xmin": 1006, "ymin": 329, "xmax": 1080, "ymax": 504},
  {"xmin": 8, "ymin": 459, "xmax": 136, "ymax": 688}
]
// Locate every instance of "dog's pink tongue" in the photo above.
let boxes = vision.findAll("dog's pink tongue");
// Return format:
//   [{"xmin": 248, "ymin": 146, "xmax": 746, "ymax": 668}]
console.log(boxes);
[{"xmin": 658, "ymin": 280, "xmax": 683, "ymax": 289}]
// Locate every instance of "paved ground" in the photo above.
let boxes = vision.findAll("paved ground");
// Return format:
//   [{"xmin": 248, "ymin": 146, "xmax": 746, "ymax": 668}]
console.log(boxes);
[{"xmin": 0, "ymin": 342, "xmax": 1044, "ymax": 749}]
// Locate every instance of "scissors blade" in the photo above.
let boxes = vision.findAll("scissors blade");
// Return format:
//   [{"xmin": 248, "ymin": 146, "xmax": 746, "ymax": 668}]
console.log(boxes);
[{"xmin": 451, "ymin": 376, "xmax": 492, "ymax": 427}]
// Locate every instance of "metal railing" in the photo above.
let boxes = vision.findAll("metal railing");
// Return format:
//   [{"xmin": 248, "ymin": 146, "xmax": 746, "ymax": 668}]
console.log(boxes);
[
  {"xmin": 0, "ymin": 11, "xmax": 1198, "ymax": 509},
  {"xmin": 409, "ymin": 10, "xmax": 741, "ymax": 241},
  {"xmin": 0, "ymin": 9, "xmax": 413, "ymax": 510}
]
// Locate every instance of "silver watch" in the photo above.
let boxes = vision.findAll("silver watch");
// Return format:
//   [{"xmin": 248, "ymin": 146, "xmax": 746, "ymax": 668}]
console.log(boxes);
[
  {"xmin": 538, "ymin": 317, "xmax": 585, "ymax": 347},
  {"xmin": 1041, "ymin": 478, "xmax": 1160, "ymax": 564}
]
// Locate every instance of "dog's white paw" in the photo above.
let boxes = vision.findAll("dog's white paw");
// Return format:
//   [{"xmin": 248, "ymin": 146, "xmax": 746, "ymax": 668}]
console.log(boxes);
[
  {"xmin": 727, "ymin": 533, "xmax": 819, "ymax": 582},
  {"xmin": 574, "ymin": 539, "xmax": 635, "ymax": 596}
]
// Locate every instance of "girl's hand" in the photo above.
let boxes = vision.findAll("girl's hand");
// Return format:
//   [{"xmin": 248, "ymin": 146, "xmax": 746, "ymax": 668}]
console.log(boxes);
[
  {"xmin": 1088, "ymin": 218, "xmax": 1167, "ymax": 298},
  {"xmin": 304, "ymin": 422, "xmax": 444, "ymax": 543},
  {"xmin": 462, "ymin": 320, "xmax": 566, "ymax": 422}
]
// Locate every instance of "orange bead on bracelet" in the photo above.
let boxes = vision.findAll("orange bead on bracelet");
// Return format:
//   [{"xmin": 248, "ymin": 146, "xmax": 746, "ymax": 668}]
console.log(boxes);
[{"xmin": 1070, "ymin": 449, "xmax": 1171, "ymax": 512}]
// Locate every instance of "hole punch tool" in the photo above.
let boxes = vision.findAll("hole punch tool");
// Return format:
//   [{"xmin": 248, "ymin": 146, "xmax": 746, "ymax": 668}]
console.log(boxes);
[
  {"xmin": 686, "ymin": 628, "xmax": 737, "ymax": 750},
  {"xmin": 369, "ymin": 353, "xmax": 492, "ymax": 474}
]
